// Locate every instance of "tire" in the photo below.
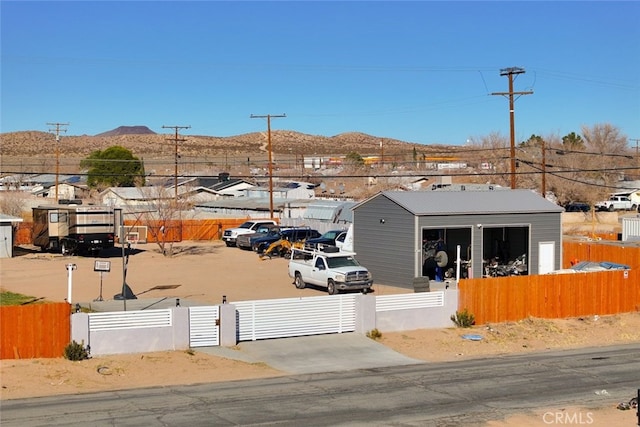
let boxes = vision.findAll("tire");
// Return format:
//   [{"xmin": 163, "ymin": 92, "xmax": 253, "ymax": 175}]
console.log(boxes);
[
  {"xmin": 294, "ymin": 273, "xmax": 306, "ymax": 289},
  {"xmin": 61, "ymin": 241, "xmax": 70, "ymax": 256},
  {"xmin": 608, "ymin": 204, "xmax": 614, "ymax": 212},
  {"xmin": 225, "ymin": 241, "xmax": 233, "ymax": 247},
  {"xmin": 327, "ymin": 279, "xmax": 337, "ymax": 295},
  {"xmin": 632, "ymin": 204, "xmax": 637, "ymax": 211}
]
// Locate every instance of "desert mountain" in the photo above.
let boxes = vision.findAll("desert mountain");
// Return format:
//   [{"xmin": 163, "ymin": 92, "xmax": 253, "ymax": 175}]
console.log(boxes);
[
  {"xmin": 95, "ymin": 126, "xmax": 156, "ymax": 137},
  {"xmin": 0, "ymin": 128, "xmax": 452, "ymax": 160}
]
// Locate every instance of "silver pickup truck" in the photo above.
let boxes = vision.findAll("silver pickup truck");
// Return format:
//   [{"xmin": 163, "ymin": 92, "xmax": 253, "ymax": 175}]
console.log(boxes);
[
  {"xmin": 288, "ymin": 248, "xmax": 373, "ymax": 295},
  {"xmin": 222, "ymin": 219, "xmax": 277, "ymax": 246}
]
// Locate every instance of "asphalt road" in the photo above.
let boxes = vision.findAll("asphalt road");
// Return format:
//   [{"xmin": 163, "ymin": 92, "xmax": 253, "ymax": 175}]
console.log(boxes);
[{"xmin": 2, "ymin": 344, "xmax": 639, "ymax": 427}]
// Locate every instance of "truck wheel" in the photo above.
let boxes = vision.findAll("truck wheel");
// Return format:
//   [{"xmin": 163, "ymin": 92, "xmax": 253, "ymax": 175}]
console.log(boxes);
[
  {"xmin": 294, "ymin": 273, "xmax": 306, "ymax": 289},
  {"xmin": 327, "ymin": 280, "xmax": 337, "ymax": 295},
  {"xmin": 608, "ymin": 205, "xmax": 614, "ymax": 212},
  {"xmin": 61, "ymin": 241, "xmax": 70, "ymax": 256},
  {"xmin": 225, "ymin": 241, "xmax": 233, "ymax": 247}
]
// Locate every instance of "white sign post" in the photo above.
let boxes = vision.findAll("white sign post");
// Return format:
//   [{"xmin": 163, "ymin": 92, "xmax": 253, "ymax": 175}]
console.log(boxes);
[{"xmin": 94, "ymin": 260, "xmax": 111, "ymax": 302}]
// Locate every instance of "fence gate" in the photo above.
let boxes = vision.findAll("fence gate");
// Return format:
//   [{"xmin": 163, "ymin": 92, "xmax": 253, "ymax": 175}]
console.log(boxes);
[
  {"xmin": 233, "ymin": 294, "xmax": 357, "ymax": 342},
  {"xmin": 189, "ymin": 306, "xmax": 220, "ymax": 347}
]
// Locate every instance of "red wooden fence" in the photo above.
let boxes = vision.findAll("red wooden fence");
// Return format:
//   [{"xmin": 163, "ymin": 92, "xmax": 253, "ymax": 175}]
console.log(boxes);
[
  {"xmin": 459, "ymin": 269, "xmax": 640, "ymax": 325},
  {"xmin": 0, "ymin": 303, "xmax": 71, "ymax": 359},
  {"xmin": 15, "ymin": 218, "xmax": 261, "ymax": 245},
  {"xmin": 563, "ymin": 240, "xmax": 640, "ymax": 269}
]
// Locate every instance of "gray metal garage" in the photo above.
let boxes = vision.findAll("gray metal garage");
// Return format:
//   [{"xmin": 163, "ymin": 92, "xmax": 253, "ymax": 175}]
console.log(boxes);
[
  {"xmin": 351, "ymin": 189, "xmax": 563, "ymax": 289},
  {"xmin": 0, "ymin": 214, "xmax": 24, "ymax": 258}
]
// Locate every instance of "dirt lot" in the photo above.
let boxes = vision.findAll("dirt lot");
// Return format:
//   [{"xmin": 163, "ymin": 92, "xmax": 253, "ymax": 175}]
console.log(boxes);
[{"xmin": 1, "ymin": 240, "xmax": 639, "ymax": 426}]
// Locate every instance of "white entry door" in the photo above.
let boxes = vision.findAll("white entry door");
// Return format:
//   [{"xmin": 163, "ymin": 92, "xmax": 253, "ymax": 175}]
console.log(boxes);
[{"xmin": 538, "ymin": 241, "xmax": 555, "ymax": 274}]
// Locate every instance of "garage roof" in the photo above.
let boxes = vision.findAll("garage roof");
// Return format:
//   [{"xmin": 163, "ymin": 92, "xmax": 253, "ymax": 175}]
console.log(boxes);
[
  {"xmin": 0, "ymin": 214, "xmax": 24, "ymax": 223},
  {"xmin": 361, "ymin": 189, "xmax": 563, "ymax": 215}
]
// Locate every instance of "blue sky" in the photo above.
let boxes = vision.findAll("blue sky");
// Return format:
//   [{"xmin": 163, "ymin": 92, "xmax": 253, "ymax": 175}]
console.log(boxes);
[{"xmin": 2, "ymin": 1, "xmax": 639, "ymax": 146}]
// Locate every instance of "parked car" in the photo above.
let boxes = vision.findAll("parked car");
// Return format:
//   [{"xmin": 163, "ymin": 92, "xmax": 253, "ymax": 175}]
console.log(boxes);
[
  {"xmin": 252, "ymin": 227, "xmax": 321, "ymax": 254},
  {"xmin": 236, "ymin": 223, "xmax": 281, "ymax": 250},
  {"xmin": 222, "ymin": 219, "xmax": 277, "ymax": 247},
  {"xmin": 303, "ymin": 229, "xmax": 347, "ymax": 251},
  {"xmin": 564, "ymin": 202, "xmax": 591, "ymax": 213},
  {"xmin": 547, "ymin": 261, "xmax": 631, "ymax": 275}
]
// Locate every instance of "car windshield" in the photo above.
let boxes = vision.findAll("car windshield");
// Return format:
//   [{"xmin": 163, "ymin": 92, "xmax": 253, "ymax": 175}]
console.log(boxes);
[
  {"xmin": 326, "ymin": 256, "xmax": 360, "ymax": 268},
  {"xmin": 322, "ymin": 230, "xmax": 343, "ymax": 239},
  {"xmin": 238, "ymin": 222, "xmax": 254, "ymax": 229}
]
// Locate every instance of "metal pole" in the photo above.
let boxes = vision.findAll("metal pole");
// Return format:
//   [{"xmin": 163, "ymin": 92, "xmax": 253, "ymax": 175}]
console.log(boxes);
[
  {"xmin": 456, "ymin": 245, "xmax": 461, "ymax": 282},
  {"xmin": 120, "ymin": 209, "xmax": 127, "ymax": 311},
  {"xmin": 66, "ymin": 263, "xmax": 76, "ymax": 304}
]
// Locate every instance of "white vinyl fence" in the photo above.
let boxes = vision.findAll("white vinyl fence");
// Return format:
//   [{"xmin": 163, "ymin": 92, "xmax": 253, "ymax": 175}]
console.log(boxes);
[{"xmin": 233, "ymin": 294, "xmax": 357, "ymax": 341}]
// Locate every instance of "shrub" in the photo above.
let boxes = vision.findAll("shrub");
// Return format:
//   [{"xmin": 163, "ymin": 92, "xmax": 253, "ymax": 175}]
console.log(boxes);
[
  {"xmin": 451, "ymin": 309, "xmax": 475, "ymax": 328},
  {"xmin": 366, "ymin": 328, "xmax": 382, "ymax": 340},
  {"xmin": 64, "ymin": 340, "xmax": 90, "ymax": 361}
]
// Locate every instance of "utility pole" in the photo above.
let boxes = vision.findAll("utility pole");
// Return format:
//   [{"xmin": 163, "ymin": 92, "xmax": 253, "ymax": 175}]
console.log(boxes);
[
  {"xmin": 162, "ymin": 125, "xmax": 190, "ymax": 201},
  {"xmin": 250, "ymin": 114, "xmax": 286, "ymax": 219},
  {"xmin": 491, "ymin": 67, "xmax": 533, "ymax": 189},
  {"xmin": 541, "ymin": 139, "xmax": 546, "ymax": 198},
  {"xmin": 631, "ymin": 138, "xmax": 640, "ymax": 180},
  {"xmin": 47, "ymin": 122, "xmax": 69, "ymax": 202},
  {"xmin": 380, "ymin": 139, "xmax": 384, "ymax": 170}
]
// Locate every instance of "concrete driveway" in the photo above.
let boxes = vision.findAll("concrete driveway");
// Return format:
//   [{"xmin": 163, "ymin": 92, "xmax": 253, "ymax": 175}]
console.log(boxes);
[{"xmin": 198, "ymin": 333, "xmax": 424, "ymax": 375}]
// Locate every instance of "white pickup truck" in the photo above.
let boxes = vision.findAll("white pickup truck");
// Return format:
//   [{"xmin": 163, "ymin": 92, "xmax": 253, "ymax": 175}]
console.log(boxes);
[
  {"xmin": 222, "ymin": 219, "xmax": 277, "ymax": 246},
  {"xmin": 595, "ymin": 196, "xmax": 636, "ymax": 212},
  {"xmin": 288, "ymin": 248, "xmax": 373, "ymax": 295}
]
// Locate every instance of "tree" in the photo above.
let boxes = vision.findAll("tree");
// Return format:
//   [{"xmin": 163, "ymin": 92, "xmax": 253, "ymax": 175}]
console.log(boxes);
[
  {"xmin": 581, "ymin": 123, "xmax": 628, "ymax": 154},
  {"xmin": 345, "ymin": 151, "xmax": 365, "ymax": 167},
  {"xmin": 467, "ymin": 132, "xmax": 511, "ymax": 187},
  {"xmin": 580, "ymin": 123, "xmax": 631, "ymax": 199},
  {"xmin": 80, "ymin": 146, "xmax": 145, "ymax": 189},
  {"xmin": 516, "ymin": 134, "xmax": 548, "ymax": 193},
  {"xmin": 561, "ymin": 132, "xmax": 584, "ymax": 150},
  {"xmin": 132, "ymin": 186, "xmax": 194, "ymax": 257}
]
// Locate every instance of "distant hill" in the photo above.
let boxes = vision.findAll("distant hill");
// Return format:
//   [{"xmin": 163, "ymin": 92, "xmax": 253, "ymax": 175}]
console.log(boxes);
[
  {"xmin": 0, "ymin": 128, "xmax": 455, "ymax": 161},
  {"xmin": 95, "ymin": 126, "xmax": 156, "ymax": 137}
]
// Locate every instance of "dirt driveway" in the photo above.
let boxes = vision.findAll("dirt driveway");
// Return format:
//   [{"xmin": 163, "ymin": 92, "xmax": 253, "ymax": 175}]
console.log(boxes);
[{"xmin": 1, "ymin": 240, "xmax": 409, "ymax": 305}]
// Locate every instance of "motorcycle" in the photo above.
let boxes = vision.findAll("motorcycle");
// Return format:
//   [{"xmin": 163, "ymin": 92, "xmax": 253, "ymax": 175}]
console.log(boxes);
[{"xmin": 484, "ymin": 253, "xmax": 527, "ymax": 277}]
